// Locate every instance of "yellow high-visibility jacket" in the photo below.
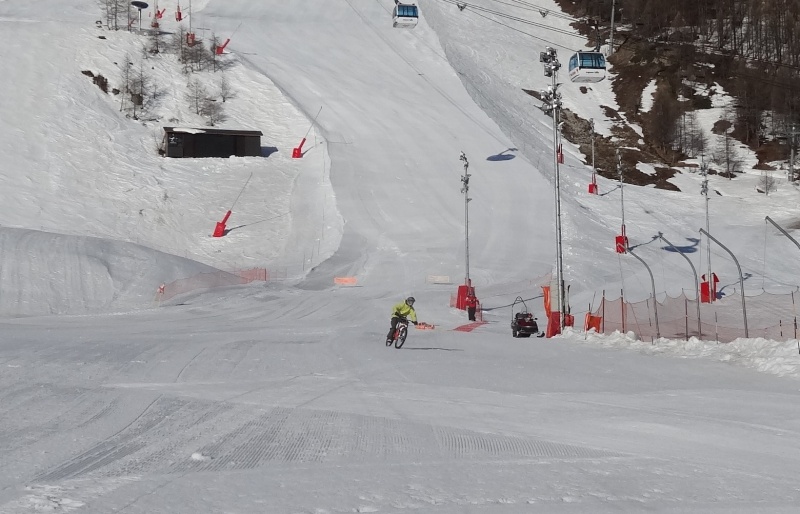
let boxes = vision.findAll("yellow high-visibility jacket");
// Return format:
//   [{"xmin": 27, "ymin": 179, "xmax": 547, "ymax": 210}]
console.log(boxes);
[{"xmin": 390, "ymin": 301, "xmax": 417, "ymax": 322}]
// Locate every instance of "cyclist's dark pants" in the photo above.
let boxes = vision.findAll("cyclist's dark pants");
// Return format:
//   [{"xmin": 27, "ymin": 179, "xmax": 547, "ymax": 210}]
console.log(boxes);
[{"xmin": 387, "ymin": 316, "xmax": 403, "ymax": 341}]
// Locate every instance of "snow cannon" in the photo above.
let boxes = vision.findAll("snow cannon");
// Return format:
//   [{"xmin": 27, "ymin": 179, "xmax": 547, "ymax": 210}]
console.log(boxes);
[
  {"xmin": 292, "ymin": 138, "xmax": 306, "ymax": 159},
  {"xmin": 213, "ymin": 210, "xmax": 232, "ymax": 238}
]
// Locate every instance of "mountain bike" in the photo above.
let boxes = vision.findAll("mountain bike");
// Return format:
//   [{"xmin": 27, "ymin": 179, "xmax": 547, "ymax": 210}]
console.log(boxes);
[{"xmin": 386, "ymin": 317, "xmax": 409, "ymax": 349}]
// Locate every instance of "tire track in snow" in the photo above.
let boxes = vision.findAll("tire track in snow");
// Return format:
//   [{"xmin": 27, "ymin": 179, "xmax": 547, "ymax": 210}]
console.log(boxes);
[{"xmin": 169, "ymin": 405, "xmax": 623, "ymax": 474}]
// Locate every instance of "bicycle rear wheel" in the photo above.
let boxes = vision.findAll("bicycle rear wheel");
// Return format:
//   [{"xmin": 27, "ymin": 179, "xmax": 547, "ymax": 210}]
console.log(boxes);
[{"xmin": 395, "ymin": 326, "xmax": 407, "ymax": 348}]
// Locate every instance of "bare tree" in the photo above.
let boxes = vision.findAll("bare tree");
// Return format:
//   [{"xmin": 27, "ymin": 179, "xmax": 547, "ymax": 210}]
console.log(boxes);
[
  {"xmin": 170, "ymin": 26, "xmax": 191, "ymax": 73},
  {"xmin": 201, "ymin": 98, "xmax": 227, "ymax": 126},
  {"xmin": 712, "ymin": 132, "xmax": 744, "ymax": 179},
  {"xmin": 219, "ymin": 72, "xmax": 235, "ymax": 103},
  {"xmin": 758, "ymin": 170, "xmax": 776, "ymax": 194},
  {"xmin": 148, "ymin": 25, "xmax": 165, "ymax": 55},
  {"xmin": 127, "ymin": 59, "xmax": 154, "ymax": 119},
  {"xmin": 98, "ymin": 0, "xmax": 130, "ymax": 31},
  {"xmin": 682, "ymin": 110, "xmax": 709, "ymax": 158},
  {"xmin": 186, "ymin": 78, "xmax": 209, "ymax": 115},
  {"xmin": 648, "ymin": 85, "xmax": 681, "ymax": 153},
  {"xmin": 186, "ymin": 40, "xmax": 211, "ymax": 73},
  {"xmin": 209, "ymin": 35, "xmax": 221, "ymax": 73},
  {"xmin": 119, "ymin": 53, "xmax": 134, "ymax": 113},
  {"xmin": 98, "ymin": 0, "xmax": 113, "ymax": 29}
]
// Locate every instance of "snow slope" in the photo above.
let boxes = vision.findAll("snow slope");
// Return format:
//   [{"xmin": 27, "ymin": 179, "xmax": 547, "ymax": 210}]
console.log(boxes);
[{"xmin": 2, "ymin": 0, "xmax": 800, "ymax": 512}]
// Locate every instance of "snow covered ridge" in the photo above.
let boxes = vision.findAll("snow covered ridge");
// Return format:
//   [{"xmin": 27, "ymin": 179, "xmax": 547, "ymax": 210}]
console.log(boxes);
[
  {"xmin": 0, "ymin": 0, "xmax": 338, "ymax": 317},
  {"xmin": 570, "ymin": 328, "xmax": 800, "ymax": 380},
  {"xmin": 0, "ymin": 227, "xmax": 221, "ymax": 316}
]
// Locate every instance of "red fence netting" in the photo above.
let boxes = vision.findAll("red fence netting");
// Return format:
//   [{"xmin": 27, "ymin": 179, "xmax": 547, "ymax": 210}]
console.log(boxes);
[{"xmin": 589, "ymin": 290, "xmax": 800, "ymax": 342}]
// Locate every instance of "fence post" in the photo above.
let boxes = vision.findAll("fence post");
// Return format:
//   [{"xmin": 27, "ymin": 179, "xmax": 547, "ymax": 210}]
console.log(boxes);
[
  {"xmin": 684, "ymin": 294, "xmax": 689, "ymax": 340},
  {"xmin": 601, "ymin": 290, "xmax": 606, "ymax": 334},
  {"xmin": 627, "ymin": 247, "xmax": 661, "ymax": 340},
  {"xmin": 793, "ymin": 291, "xmax": 797, "ymax": 340},
  {"xmin": 659, "ymin": 234, "xmax": 701, "ymax": 338},
  {"xmin": 700, "ymin": 228, "xmax": 748, "ymax": 338}
]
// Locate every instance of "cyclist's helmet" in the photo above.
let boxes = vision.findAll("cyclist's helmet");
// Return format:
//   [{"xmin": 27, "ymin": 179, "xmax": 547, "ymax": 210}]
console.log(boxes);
[{"xmin": 405, "ymin": 296, "xmax": 416, "ymax": 306}]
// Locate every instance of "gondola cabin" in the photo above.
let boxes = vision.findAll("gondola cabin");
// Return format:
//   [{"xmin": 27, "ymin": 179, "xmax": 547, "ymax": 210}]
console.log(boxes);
[
  {"xmin": 393, "ymin": 1, "xmax": 419, "ymax": 28},
  {"xmin": 568, "ymin": 51, "xmax": 606, "ymax": 83}
]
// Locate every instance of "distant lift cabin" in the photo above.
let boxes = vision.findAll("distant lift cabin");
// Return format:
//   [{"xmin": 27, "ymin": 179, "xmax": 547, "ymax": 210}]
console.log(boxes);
[
  {"xmin": 568, "ymin": 51, "xmax": 606, "ymax": 83},
  {"xmin": 162, "ymin": 127, "xmax": 263, "ymax": 158},
  {"xmin": 393, "ymin": 1, "xmax": 419, "ymax": 28}
]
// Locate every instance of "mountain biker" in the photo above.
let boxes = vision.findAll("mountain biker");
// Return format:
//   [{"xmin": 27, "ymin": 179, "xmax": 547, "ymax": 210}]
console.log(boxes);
[{"xmin": 386, "ymin": 296, "xmax": 418, "ymax": 344}]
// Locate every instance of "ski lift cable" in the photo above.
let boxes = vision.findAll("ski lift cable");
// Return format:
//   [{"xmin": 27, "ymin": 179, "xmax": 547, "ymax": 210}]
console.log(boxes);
[
  {"xmin": 349, "ymin": 0, "xmax": 511, "ymax": 147},
  {"xmin": 454, "ymin": 0, "xmax": 578, "ymax": 23},
  {"xmin": 437, "ymin": 0, "xmax": 581, "ymax": 51},
  {"xmin": 457, "ymin": 0, "xmax": 800, "ymax": 81},
  {"xmin": 509, "ymin": 1, "xmax": 800, "ymax": 80},
  {"xmin": 485, "ymin": 0, "xmax": 579, "ymax": 22},
  {"xmin": 440, "ymin": 0, "xmax": 584, "ymax": 39},
  {"xmin": 372, "ymin": 0, "xmax": 450, "ymax": 61}
]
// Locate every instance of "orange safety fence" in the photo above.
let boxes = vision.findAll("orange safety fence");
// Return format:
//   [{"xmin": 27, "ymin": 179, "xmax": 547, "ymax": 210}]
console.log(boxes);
[
  {"xmin": 157, "ymin": 268, "xmax": 270, "ymax": 302},
  {"xmin": 334, "ymin": 276, "xmax": 358, "ymax": 286},
  {"xmin": 589, "ymin": 290, "xmax": 800, "ymax": 342}
]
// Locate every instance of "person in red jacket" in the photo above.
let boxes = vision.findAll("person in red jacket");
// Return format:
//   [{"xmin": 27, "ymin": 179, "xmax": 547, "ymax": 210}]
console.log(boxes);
[{"xmin": 465, "ymin": 293, "xmax": 478, "ymax": 321}]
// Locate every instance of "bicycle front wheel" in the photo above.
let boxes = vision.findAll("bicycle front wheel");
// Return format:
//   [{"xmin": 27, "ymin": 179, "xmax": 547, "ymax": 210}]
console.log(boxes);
[{"xmin": 395, "ymin": 326, "xmax": 407, "ymax": 348}]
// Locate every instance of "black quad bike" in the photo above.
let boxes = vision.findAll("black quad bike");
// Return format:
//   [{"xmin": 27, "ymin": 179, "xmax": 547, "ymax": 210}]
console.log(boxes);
[{"xmin": 511, "ymin": 296, "xmax": 544, "ymax": 338}]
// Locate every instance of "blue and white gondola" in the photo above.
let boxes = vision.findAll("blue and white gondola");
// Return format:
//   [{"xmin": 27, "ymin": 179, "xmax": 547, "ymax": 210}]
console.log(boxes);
[
  {"xmin": 393, "ymin": 1, "xmax": 419, "ymax": 29},
  {"xmin": 567, "ymin": 51, "xmax": 606, "ymax": 83}
]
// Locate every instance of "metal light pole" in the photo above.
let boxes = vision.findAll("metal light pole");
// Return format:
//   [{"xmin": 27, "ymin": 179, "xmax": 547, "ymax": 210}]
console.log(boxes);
[
  {"xmin": 539, "ymin": 47, "xmax": 566, "ymax": 330},
  {"xmin": 617, "ymin": 149, "xmax": 625, "ymax": 246},
  {"xmin": 589, "ymin": 118, "xmax": 598, "ymax": 193},
  {"xmin": 591, "ymin": 118, "xmax": 596, "ymax": 176},
  {"xmin": 627, "ymin": 246, "xmax": 660, "ymax": 340},
  {"xmin": 700, "ymin": 229, "xmax": 748, "ymax": 338},
  {"xmin": 701, "ymin": 162, "xmax": 713, "ymax": 301},
  {"xmin": 766, "ymin": 216, "xmax": 800, "ymax": 252},
  {"xmin": 460, "ymin": 152, "xmax": 472, "ymax": 287},
  {"xmin": 659, "ymin": 233, "xmax": 702, "ymax": 338}
]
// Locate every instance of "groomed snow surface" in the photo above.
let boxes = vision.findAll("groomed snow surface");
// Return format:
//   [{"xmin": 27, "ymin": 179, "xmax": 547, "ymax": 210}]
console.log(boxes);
[{"xmin": 2, "ymin": 0, "xmax": 800, "ymax": 512}]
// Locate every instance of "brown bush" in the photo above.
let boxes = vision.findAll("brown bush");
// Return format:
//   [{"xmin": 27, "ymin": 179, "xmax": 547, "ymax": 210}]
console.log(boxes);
[
  {"xmin": 83, "ymin": 70, "xmax": 108, "ymax": 93},
  {"xmin": 93, "ymin": 74, "xmax": 109, "ymax": 93}
]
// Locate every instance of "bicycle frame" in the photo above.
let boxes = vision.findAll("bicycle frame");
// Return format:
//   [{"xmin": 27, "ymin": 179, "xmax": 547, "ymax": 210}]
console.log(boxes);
[{"xmin": 390, "ymin": 317, "xmax": 410, "ymax": 348}]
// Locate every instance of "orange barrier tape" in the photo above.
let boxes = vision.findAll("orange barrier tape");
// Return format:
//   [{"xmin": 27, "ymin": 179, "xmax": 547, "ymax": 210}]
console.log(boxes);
[
  {"xmin": 416, "ymin": 322, "xmax": 435, "ymax": 330},
  {"xmin": 427, "ymin": 275, "xmax": 452, "ymax": 284},
  {"xmin": 334, "ymin": 276, "xmax": 358, "ymax": 286}
]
